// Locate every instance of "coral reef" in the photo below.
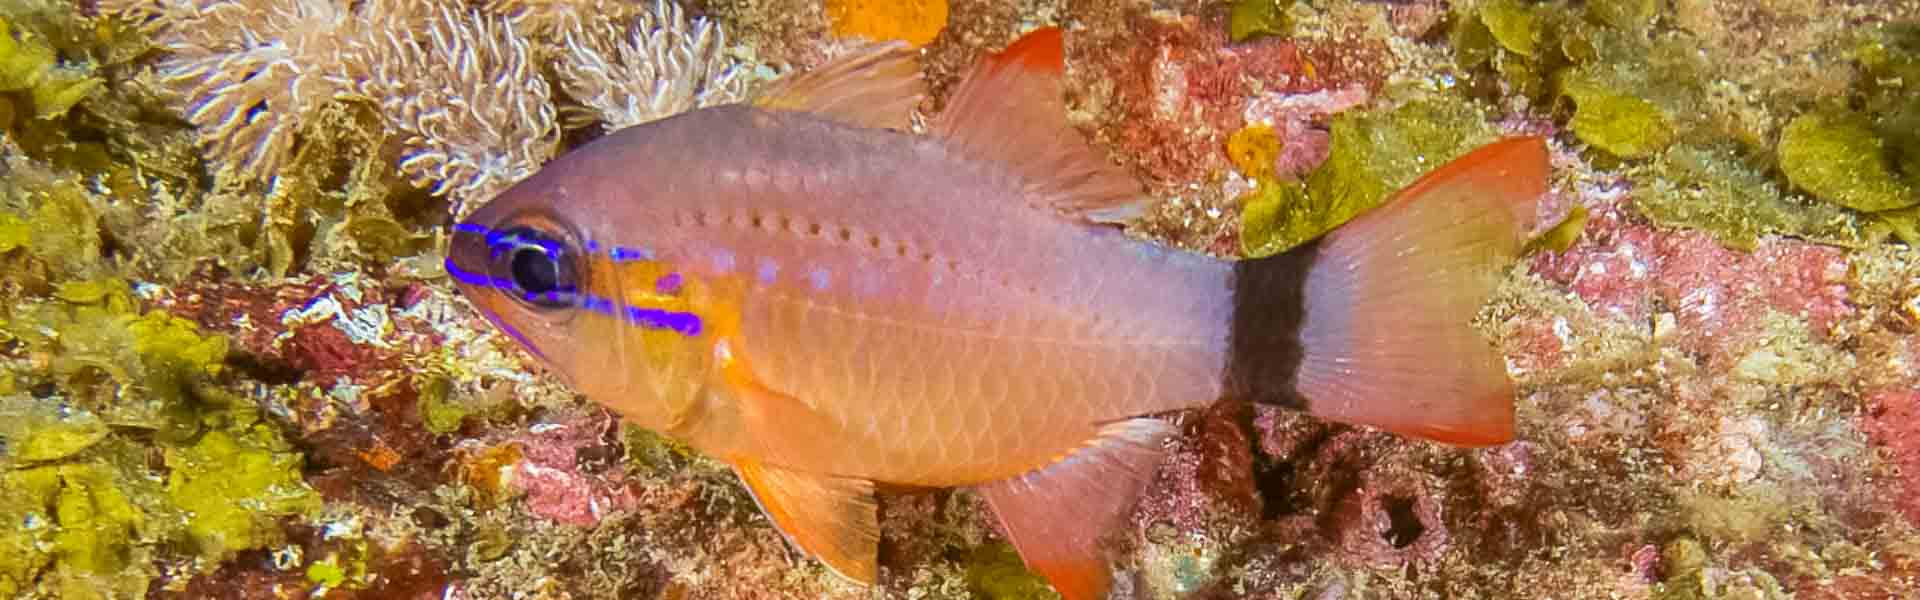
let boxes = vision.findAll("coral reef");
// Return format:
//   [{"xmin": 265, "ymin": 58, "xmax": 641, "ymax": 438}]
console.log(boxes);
[
  {"xmin": 3, "ymin": 0, "xmax": 1919, "ymax": 598},
  {"xmin": 113, "ymin": 0, "xmax": 760, "ymax": 213},
  {"xmin": 361, "ymin": 6, "xmax": 560, "ymax": 206}
]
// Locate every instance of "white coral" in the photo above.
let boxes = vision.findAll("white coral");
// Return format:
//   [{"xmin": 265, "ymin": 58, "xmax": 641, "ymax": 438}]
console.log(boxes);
[
  {"xmin": 108, "ymin": 0, "xmax": 756, "ymax": 215},
  {"xmin": 555, "ymin": 0, "xmax": 753, "ymax": 130},
  {"xmin": 357, "ymin": 7, "xmax": 559, "ymax": 213},
  {"xmin": 115, "ymin": 0, "xmax": 362, "ymax": 176}
]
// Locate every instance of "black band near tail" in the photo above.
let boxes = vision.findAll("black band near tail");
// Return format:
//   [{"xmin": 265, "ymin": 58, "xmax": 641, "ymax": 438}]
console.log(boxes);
[{"xmin": 1224, "ymin": 240, "xmax": 1320, "ymax": 410}]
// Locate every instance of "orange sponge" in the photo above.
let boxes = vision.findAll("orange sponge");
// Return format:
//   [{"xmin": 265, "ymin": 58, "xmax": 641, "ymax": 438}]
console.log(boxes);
[{"xmin": 827, "ymin": 0, "xmax": 949, "ymax": 47}]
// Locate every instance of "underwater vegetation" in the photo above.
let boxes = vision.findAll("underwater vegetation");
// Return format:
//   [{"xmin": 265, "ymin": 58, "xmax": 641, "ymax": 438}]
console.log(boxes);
[{"xmin": 0, "ymin": 0, "xmax": 1915, "ymax": 598}]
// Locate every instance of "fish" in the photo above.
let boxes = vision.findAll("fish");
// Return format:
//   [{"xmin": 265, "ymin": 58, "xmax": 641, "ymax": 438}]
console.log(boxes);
[{"xmin": 444, "ymin": 27, "xmax": 1548, "ymax": 600}]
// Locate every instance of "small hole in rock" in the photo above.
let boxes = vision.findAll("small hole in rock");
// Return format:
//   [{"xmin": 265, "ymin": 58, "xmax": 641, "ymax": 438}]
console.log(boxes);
[{"xmin": 1381, "ymin": 496, "xmax": 1424, "ymax": 548}]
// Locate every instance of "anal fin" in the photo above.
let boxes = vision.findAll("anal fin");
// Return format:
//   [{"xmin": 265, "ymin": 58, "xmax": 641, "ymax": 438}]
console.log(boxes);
[
  {"xmin": 733, "ymin": 459, "xmax": 881, "ymax": 584},
  {"xmin": 975, "ymin": 418, "xmax": 1174, "ymax": 600}
]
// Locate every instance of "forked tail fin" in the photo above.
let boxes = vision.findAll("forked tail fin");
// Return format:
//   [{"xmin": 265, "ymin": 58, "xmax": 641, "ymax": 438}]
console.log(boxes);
[{"xmin": 1226, "ymin": 137, "xmax": 1549, "ymax": 446}]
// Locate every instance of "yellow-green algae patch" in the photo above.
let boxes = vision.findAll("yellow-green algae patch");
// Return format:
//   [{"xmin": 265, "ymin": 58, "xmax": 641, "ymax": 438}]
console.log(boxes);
[
  {"xmin": 0, "ymin": 299, "xmax": 319, "ymax": 596},
  {"xmin": 1777, "ymin": 108, "xmax": 1917, "ymax": 214},
  {"xmin": 0, "ymin": 123, "xmax": 321, "ymax": 595},
  {"xmin": 166, "ymin": 426, "xmax": 323, "ymax": 560},
  {"xmin": 1631, "ymin": 144, "xmax": 1875, "ymax": 250},
  {"xmin": 1526, "ymin": 204, "xmax": 1590, "ymax": 254},
  {"xmin": 964, "ymin": 542, "xmax": 1055, "ymax": 600},
  {"xmin": 0, "ymin": 15, "xmax": 100, "ymax": 119},
  {"xmin": 1227, "ymin": 0, "xmax": 1295, "ymax": 43},
  {"xmin": 1, "ymin": 400, "xmax": 107, "ymax": 463},
  {"xmin": 1240, "ymin": 92, "xmax": 1497, "ymax": 257},
  {"xmin": 1478, "ymin": 0, "xmax": 1542, "ymax": 58},
  {"xmin": 0, "ymin": 211, "xmax": 27, "ymax": 252},
  {"xmin": 1563, "ymin": 71, "xmax": 1673, "ymax": 159}
]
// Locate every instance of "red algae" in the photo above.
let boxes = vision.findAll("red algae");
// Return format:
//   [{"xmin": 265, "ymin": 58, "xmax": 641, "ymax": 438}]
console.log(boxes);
[
  {"xmin": 1863, "ymin": 388, "xmax": 1920, "ymax": 526},
  {"xmin": 507, "ymin": 415, "xmax": 643, "ymax": 526},
  {"xmin": 1529, "ymin": 199, "xmax": 1662, "ymax": 323},
  {"xmin": 1653, "ymin": 231, "xmax": 1853, "ymax": 364},
  {"xmin": 1074, "ymin": 9, "xmax": 1384, "ymax": 189},
  {"xmin": 1530, "ymin": 193, "xmax": 1854, "ymax": 370},
  {"xmin": 1133, "ymin": 402, "xmax": 1263, "ymax": 532}
]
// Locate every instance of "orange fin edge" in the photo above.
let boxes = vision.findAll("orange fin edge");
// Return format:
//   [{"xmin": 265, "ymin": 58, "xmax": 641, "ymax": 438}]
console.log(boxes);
[
  {"xmin": 933, "ymin": 27, "xmax": 1145, "ymax": 222},
  {"xmin": 733, "ymin": 459, "xmax": 881, "ymax": 584},
  {"xmin": 975, "ymin": 418, "xmax": 1174, "ymax": 600},
  {"xmin": 1287, "ymin": 136, "xmax": 1548, "ymax": 446}
]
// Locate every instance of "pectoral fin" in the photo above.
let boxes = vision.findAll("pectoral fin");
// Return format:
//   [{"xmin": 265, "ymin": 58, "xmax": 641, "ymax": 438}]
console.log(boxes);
[
  {"xmin": 733, "ymin": 458, "xmax": 881, "ymax": 584},
  {"xmin": 975, "ymin": 418, "xmax": 1174, "ymax": 600}
]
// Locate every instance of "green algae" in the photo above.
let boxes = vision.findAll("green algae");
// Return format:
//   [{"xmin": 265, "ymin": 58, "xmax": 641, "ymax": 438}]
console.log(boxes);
[
  {"xmin": 126, "ymin": 310, "xmax": 229, "ymax": 380},
  {"xmin": 1564, "ymin": 71, "xmax": 1673, "ymax": 159},
  {"xmin": 166, "ymin": 427, "xmax": 322, "ymax": 560},
  {"xmin": 0, "ymin": 399, "xmax": 108, "ymax": 463},
  {"xmin": 0, "ymin": 211, "xmax": 26, "ymax": 252},
  {"xmin": 304, "ymin": 544, "xmax": 372, "ymax": 592},
  {"xmin": 1526, "ymin": 204, "xmax": 1589, "ymax": 254},
  {"xmin": 3, "ymin": 281, "xmax": 230, "ymax": 439},
  {"xmin": 622, "ymin": 423, "xmax": 698, "ymax": 473},
  {"xmin": 1777, "ymin": 108, "xmax": 1916, "ymax": 214},
  {"xmin": 1238, "ymin": 179, "xmax": 1313, "ymax": 257},
  {"xmin": 0, "ymin": 148, "xmax": 320, "ymax": 593},
  {"xmin": 0, "ymin": 466, "xmax": 57, "ymax": 597},
  {"xmin": 1632, "ymin": 144, "xmax": 1873, "ymax": 250},
  {"xmin": 1479, "ymin": 0, "xmax": 1541, "ymax": 58},
  {"xmin": 307, "ymin": 554, "xmax": 350, "ymax": 588},
  {"xmin": 1584, "ymin": 0, "xmax": 1656, "ymax": 32},
  {"xmin": 964, "ymin": 542, "xmax": 1055, "ymax": 600},
  {"xmin": 1449, "ymin": 10, "xmax": 1498, "ymax": 71},
  {"xmin": 418, "ymin": 375, "xmax": 471, "ymax": 434},
  {"xmin": 0, "ymin": 15, "xmax": 100, "ymax": 119},
  {"xmin": 1880, "ymin": 205, "xmax": 1920, "ymax": 245},
  {"xmin": 1241, "ymin": 93, "xmax": 1497, "ymax": 257},
  {"xmin": 0, "ymin": 442, "xmax": 164, "ymax": 600},
  {"xmin": 48, "ymin": 462, "xmax": 141, "ymax": 578},
  {"xmin": 1227, "ymin": 0, "xmax": 1295, "ymax": 43},
  {"xmin": 2, "ymin": 163, "xmax": 106, "ymax": 282}
]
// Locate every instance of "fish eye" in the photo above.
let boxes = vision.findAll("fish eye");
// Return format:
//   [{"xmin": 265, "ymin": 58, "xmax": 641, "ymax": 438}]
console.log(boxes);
[{"xmin": 492, "ymin": 225, "xmax": 579, "ymax": 310}]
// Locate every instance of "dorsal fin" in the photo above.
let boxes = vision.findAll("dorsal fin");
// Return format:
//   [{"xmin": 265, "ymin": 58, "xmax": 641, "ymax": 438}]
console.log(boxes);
[
  {"xmin": 933, "ymin": 27, "xmax": 1146, "ymax": 223},
  {"xmin": 754, "ymin": 42, "xmax": 926, "ymax": 130}
]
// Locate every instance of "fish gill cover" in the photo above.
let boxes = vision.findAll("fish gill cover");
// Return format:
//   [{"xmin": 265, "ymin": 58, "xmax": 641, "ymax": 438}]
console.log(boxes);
[{"xmin": 0, "ymin": 0, "xmax": 1915, "ymax": 598}]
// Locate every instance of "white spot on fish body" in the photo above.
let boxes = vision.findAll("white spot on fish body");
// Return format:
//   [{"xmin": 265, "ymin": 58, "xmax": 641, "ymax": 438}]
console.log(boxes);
[
  {"xmin": 711, "ymin": 249, "xmax": 736, "ymax": 272},
  {"xmin": 810, "ymin": 268, "xmax": 831, "ymax": 291}
]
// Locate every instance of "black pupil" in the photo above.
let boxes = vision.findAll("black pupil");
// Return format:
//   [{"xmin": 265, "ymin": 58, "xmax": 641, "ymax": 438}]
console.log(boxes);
[
  {"xmin": 495, "ymin": 226, "xmax": 575, "ymax": 308},
  {"xmin": 510, "ymin": 245, "xmax": 561, "ymax": 294}
]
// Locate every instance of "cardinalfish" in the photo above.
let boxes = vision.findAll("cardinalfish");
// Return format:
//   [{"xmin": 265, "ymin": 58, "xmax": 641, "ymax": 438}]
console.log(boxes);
[{"xmin": 446, "ymin": 27, "xmax": 1547, "ymax": 600}]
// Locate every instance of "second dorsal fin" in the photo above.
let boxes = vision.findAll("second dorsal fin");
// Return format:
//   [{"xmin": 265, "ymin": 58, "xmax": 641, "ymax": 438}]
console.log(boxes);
[
  {"xmin": 933, "ymin": 27, "xmax": 1145, "ymax": 223},
  {"xmin": 754, "ymin": 41, "xmax": 926, "ymax": 131}
]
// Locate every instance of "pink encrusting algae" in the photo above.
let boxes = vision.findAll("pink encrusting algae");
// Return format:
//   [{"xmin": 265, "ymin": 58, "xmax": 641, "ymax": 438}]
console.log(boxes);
[{"xmin": 1864, "ymin": 388, "xmax": 1920, "ymax": 526}]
